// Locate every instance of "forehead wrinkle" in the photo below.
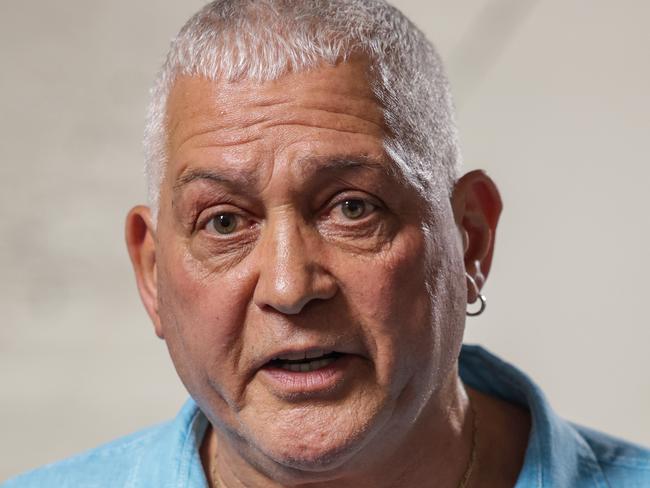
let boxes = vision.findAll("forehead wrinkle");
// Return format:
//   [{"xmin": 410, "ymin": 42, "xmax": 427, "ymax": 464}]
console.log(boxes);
[
  {"xmin": 254, "ymin": 94, "xmax": 385, "ymax": 136},
  {"xmin": 301, "ymin": 105, "xmax": 383, "ymax": 132},
  {"xmin": 169, "ymin": 114, "xmax": 386, "ymax": 192},
  {"xmin": 167, "ymin": 89, "xmax": 278, "ymax": 157},
  {"xmin": 260, "ymin": 120, "xmax": 382, "ymax": 138},
  {"xmin": 167, "ymin": 72, "xmax": 385, "ymax": 165},
  {"xmin": 175, "ymin": 99, "xmax": 384, "ymax": 151},
  {"xmin": 192, "ymin": 135, "xmax": 264, "ymax": 150},
  {"xmin": 170, "ymin": 114, "xmax": 269, "ymax": 157}
]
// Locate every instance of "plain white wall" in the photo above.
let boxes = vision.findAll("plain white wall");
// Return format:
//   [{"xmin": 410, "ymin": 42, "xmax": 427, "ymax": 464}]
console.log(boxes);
[{"xmin": 1, "ymin": 0, "xmax": 648, "ymax": 480}]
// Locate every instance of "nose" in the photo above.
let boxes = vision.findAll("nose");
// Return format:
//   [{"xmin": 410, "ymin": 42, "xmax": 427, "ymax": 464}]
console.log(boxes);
[{"xmin": 253, "ymin": 215, "xmax": 337, "ymax": 315}]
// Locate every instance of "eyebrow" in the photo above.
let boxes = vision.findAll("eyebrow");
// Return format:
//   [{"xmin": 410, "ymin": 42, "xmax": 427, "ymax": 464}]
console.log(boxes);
[
  {"xmin": 173, "ymin": 155, "xmax": 389, "ymax": 194},
  {"xmin": 173, "ymin": 168, "xmax": 247, "ymax": 193}
]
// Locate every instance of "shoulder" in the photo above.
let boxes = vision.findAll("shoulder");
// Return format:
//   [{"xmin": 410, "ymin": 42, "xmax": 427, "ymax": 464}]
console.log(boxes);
[
  {"xmin": 574, "ymin": 423, "xmax": 650, "ymax": 487},
  {"xmin": 459, "ymin": 345, "xmax": 650, "ymax": 487},
  {"xmin": 2, "ymin": 422, "xmax": 171, "ymax": 488},
  {"xmin": 3, "ymin": 399, "xmax": 207, "ymax": 488}
]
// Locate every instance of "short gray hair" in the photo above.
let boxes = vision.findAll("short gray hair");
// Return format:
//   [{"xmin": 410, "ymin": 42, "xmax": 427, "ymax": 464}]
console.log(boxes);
[{"xmin": 144, "ymin": 0, "xmax": 461, "ymax": 220}]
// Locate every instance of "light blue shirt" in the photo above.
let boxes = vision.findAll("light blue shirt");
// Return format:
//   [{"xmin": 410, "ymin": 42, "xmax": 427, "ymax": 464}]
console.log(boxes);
[{"xmin": 4, "ymin": 345, "xmax": 650, "ymax": 487}]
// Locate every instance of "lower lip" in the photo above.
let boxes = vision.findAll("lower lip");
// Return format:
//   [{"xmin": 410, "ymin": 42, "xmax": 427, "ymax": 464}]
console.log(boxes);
[{"xmin": 259, "ymin": 355, "xmax": 355, "ymax": 397}]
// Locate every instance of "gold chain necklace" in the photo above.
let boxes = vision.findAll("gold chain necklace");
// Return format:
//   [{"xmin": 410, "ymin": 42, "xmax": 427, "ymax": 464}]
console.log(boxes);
[
  {"xmin": 211, "ymin": 455, "xmax": 222, "ymax": 488},
  {"xmin": 210, "ymin": 404, "xmax": 479, "ymax": 488},
  {"xmin": 457, "ymin": 401, "xmax": 479, "ymax": 488}
]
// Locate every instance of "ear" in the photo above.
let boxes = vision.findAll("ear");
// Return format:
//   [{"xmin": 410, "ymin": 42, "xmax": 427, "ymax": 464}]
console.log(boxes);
[
  {"xmin": 125, "ymin": 206, "xmax": 164, "ymax": 339},
  {"xmin": 451, "ymin": 170, "xmax": 503, "ymax": 303}
]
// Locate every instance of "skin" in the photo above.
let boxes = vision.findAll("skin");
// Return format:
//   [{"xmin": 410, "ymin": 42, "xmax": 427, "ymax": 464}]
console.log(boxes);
[{"xmin": 126, "ymin": 58, "xmax": 529, "ymax": 487}]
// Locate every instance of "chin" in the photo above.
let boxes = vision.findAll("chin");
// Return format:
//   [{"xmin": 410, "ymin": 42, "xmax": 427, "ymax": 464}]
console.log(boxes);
[
  {"xmin": 244, "ymin": 402, "xmax": 387, "ymax": 474},
  {"xmin": 262, "ymin": 439, "xmax": 367, "ymax": 477},
  {"xmin": 270, "ymin": 444, "xmax": 358, "ymax": 473}
]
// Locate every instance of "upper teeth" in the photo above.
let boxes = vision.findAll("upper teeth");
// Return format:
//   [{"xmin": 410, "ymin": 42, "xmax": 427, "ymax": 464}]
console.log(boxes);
[{"xmin": 275, "ymin": 349, "xmax": 331, "ymax": 361}]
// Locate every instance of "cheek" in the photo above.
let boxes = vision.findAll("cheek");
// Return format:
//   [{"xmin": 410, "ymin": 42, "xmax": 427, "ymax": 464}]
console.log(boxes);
[
  {"xmin": 333, "ymin": 227, "xmax": 435, "ymax": 384},
  {"xmin": 156, "ymin": 242, "xmax": 253, "ymax": 397}
]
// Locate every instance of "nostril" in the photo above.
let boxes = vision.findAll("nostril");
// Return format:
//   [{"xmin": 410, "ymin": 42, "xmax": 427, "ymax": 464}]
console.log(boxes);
[
  {"xmin": 254, "ymin": 273, "xmax": 337, "ymax": 315},
  {"xmin": 259, "ymin": 295, "xmax": 312, "ymax": 315},
  {"xmin": 253, "ymin": 228, "xmax": 338, "ymax": 314}
]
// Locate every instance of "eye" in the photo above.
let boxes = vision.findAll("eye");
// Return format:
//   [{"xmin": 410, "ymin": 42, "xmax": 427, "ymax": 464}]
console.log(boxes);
[
  {"xmin": 340, "ymin": 198, "xmax": 372, "ymax": 220},
  {"xmin": 207, "ymin": 213, "xmax": 239, "ymax": 234}
]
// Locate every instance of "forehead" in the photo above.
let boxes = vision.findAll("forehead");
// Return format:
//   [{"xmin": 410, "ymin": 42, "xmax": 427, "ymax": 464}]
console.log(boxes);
[
  {"xmin": 164, "ymin": 59, "xmax": 387, "ymax": 183},
  {"xmin": 166, "ymin": 58, "xmax": 381, "ymax": 128}
]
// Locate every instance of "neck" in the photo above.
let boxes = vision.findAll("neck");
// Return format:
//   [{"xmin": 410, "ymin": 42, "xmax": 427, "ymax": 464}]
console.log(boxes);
[{"xmin": 201, "ymin": 372, "xmax": 476, "ymax": 488}]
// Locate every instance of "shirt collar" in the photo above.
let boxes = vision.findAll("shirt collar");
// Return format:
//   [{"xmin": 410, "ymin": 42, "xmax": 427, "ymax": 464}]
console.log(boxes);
[
  {"xmin": 135, "ymin": 398, "xmax": 210, "ymax": 487},
  {"xmin": 459, "ymin": 344, "xmax": 609, "ymax": 488}
]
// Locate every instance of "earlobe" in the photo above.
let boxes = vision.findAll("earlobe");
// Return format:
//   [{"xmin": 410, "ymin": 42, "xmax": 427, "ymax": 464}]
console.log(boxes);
[
  {"xmin": 125, "ymin": 206, "xmax": 164, "ymax": 339},
  {"xmin": 451, "ymin": 170, "xmax": 503, "ymax": 301}
]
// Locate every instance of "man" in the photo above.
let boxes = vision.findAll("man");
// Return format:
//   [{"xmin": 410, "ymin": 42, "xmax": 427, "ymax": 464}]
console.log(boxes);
[{"xmin": 5, "ymin": 1, "xmax": 649, "ymax": 487}]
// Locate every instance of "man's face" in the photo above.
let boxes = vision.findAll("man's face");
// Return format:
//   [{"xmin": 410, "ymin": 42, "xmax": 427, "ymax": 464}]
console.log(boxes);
[{"xmin": 153, "ymin": 59, "xmax": 467, "ymax": 471}]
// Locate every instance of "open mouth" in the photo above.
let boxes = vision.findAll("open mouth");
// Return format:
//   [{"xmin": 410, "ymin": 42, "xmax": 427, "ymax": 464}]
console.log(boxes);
[
  {"xmin": 265, "ymin": 351, "xmax": 344, "ymax": 373},
  {"xmin": 258, "ymin": 348, "xmax": 357, "ymax": 395}
]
